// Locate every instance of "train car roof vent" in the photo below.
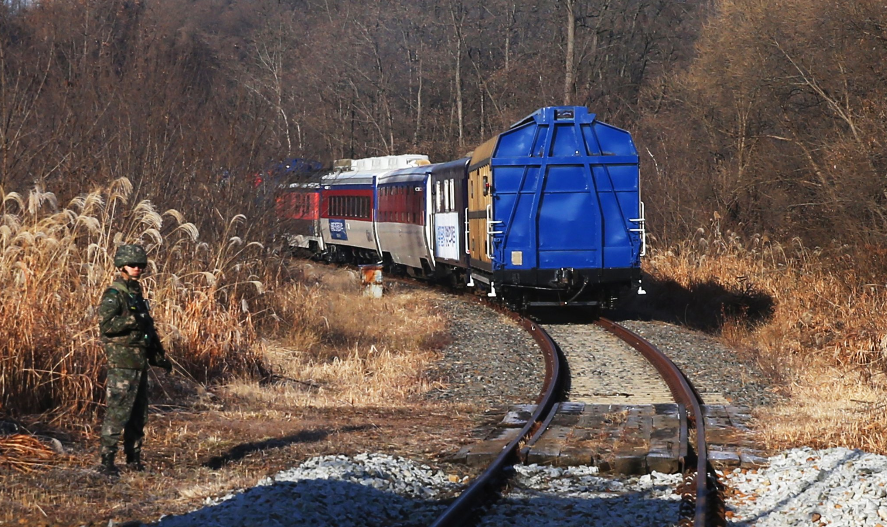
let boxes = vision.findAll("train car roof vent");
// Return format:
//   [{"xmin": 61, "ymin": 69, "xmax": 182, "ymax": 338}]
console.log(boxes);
[{"xmin": 555, "ymin": 109, "xmax": 574, "ymax": 120}]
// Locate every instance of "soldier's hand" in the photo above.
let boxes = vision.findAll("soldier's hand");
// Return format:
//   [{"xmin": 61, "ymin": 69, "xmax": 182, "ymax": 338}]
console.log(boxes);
[{"xmin": 156, "ymin": 357, "xmax": 173, "ymax": 374}]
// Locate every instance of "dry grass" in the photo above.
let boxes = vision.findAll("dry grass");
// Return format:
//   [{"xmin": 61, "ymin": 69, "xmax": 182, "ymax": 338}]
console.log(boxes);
[
  {"xmin": 645, "ymin": 221, "xmax": 887, "ymax": 453},
  {"xmin": 232, "ymin": 263, "xmax": 448, "ymax": 408},
  {"xmin": 0, "ymin": 434, "xmax": 68, "ymax": 473},
  {"xmin": 0, "ymin": 179, "xmax": 266, "ymax": 420}
]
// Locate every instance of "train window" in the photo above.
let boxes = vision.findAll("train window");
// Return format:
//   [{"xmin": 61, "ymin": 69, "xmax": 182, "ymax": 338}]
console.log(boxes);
[
  {"xmin": 435, "ymin": 181, "xmax": 442, "ymax": 212},
  {"xmin": 483, "ymin": 176, "xmax": 489, "ymax": 196},
  {"xmin": 451, "ymin": 180, "xmax": 456, "ymax": 210}
]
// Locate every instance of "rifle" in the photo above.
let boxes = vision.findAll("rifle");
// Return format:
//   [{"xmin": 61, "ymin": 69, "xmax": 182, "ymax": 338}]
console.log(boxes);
[{"xmin": 126, "ymin": 293, "xmax": 173, "ymax": 373}]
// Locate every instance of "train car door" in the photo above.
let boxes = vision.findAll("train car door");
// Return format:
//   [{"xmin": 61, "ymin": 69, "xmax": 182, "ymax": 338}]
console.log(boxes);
[
  {"xmin": 423, "ymin": 173, "xmax": 436, "ymax": 268},
  {"xmin": 468, "ymin": 162, "xmax": 496, "ymax": 271}
]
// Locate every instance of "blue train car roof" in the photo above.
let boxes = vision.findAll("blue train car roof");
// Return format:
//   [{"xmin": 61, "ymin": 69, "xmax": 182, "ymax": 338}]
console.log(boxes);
[{"xmin": 470, "ymin": 106, "xmax": 637, "ymax": 170}]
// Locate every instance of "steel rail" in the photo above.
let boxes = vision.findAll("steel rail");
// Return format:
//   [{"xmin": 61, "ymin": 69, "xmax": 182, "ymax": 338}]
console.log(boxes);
[
  {"xmin": 429, "ymin": 316, "xmax": 565, "ymax": 527},
  {"xmin": 596, "ymin": 317, "xmax": 722, "ymax": 527}
]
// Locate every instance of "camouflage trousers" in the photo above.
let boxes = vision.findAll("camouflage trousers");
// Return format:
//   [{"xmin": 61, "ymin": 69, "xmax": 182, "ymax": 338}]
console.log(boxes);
[{"xmin": 100, "ymin": 367, "xmax": 149, "ymax": 457}]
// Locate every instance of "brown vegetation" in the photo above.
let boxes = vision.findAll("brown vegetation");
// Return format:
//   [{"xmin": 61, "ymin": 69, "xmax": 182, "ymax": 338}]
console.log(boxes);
[{"xmin": 643, "ymin": 223, "xmax": 887, "ymax": 452}]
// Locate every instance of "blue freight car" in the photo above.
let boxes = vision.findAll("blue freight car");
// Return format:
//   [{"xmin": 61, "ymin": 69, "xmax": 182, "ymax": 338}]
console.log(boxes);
[{"xmin": 465, "ymin": 106, "xmax": 645, "ymax": 308}]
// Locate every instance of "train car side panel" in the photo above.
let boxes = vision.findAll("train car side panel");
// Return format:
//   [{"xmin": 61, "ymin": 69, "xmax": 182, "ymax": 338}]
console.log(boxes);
[
  {"xmin": 376, "ymin": 169, "xmax": 432, "ymax": 271},
  {"xmin": 320, "ymin": 172, "xmax": 379, "ymax": 259},
  {"xmin": 274, "ymin": 181, "xmax": 324, "ymax": 253}
]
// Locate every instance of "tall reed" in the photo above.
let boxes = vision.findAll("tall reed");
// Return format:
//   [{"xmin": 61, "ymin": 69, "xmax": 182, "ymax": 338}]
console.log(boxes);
[{"xmin": 0, "ymin": 179, "xmax": 265, "ymax": 419}]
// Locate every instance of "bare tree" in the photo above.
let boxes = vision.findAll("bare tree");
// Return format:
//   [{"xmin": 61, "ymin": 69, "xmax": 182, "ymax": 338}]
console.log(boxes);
[{"xmin": 562, "ymin": 0, "xmax": 575, "ymax": 104}]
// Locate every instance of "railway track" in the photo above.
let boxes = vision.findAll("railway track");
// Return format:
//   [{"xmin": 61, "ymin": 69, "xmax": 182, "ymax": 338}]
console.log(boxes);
[{"xmin": 432, "ymin": 312, "xmax": 726, "ymax": 527}]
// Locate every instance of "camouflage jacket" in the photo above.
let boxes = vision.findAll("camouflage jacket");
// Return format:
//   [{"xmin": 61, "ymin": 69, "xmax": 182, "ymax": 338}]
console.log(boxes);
[{"xmin": 98, "ymin": 278, "xmax": 151, "ymax": 369}]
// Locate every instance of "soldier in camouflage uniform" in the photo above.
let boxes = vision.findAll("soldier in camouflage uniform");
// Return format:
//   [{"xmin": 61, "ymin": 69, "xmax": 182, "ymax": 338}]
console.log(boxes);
[{"xmin": 97, "ymin": 244, "xmax": 172, "ymax": 477}]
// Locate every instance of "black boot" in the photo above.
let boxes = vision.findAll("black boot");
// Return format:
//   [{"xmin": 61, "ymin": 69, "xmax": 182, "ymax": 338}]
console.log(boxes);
[
  {"xmin": 125, "ymin": 450, "xmax": 145, "ymax": 472},
  {"xmin": 98, "ymin": 452, "xmax": 119, "ymax": 477}
]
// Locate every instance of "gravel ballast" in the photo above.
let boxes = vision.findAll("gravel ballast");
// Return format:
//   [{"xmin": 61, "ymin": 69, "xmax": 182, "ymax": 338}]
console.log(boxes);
[{"xmin": 152, "ymin": 448, "xmax": 887, "ymax": 526}]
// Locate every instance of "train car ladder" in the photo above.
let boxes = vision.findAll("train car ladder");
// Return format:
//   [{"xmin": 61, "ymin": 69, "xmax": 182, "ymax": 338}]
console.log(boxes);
[
  {"xmin": 629, "ymin": 201, "xmax": 647, "ymax": 257},
  {"xmin": 486, "ymin": 204, "xmax": 503, "ymax": 260}
]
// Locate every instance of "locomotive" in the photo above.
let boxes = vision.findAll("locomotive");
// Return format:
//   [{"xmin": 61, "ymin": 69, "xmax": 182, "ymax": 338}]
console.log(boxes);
[{"xmin": 274, "ymin": 106, "xmax": 645, "ymax": 309}]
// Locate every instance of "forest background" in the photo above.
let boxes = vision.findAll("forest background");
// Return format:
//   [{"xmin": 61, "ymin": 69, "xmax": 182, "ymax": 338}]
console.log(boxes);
[{"xmin": 2, "ymin": 0, "xmax": 887, "ymax": 452}]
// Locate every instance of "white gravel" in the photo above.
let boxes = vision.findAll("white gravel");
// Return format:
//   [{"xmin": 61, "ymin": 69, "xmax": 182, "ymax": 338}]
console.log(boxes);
[
  {"xmin": 151, "ymin": 448, "xmax": 887, "ymax": 527},
  {"xmin": 724, "ymin": 447, "xmax": 887, "ymax": 526}
]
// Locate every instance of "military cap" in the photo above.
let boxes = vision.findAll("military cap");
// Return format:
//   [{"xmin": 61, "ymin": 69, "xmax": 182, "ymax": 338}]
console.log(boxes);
[{"xmin": 113, "ymin": 244, "xmax": 148, "ymax": 268}]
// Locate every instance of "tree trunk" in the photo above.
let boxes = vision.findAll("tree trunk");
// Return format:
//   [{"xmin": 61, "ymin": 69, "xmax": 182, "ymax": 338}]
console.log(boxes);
[{"xmin": 563, "ymin": 0, "xmax": 575, "ymax": 105}]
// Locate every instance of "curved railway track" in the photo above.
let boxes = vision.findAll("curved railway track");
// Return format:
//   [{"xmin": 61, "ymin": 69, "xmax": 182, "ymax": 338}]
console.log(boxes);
[{"xmin": 431, "ymin": 313, "xmax": 726, "ymax": 527}]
